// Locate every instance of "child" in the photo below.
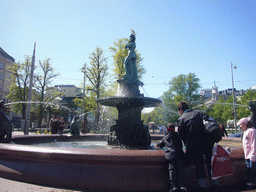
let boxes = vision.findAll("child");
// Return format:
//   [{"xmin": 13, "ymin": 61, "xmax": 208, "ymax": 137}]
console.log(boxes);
[
  {"xmin": 156, "ymin": 123, "xmax": 187, "ymax": 192},
  {"xmin": 238, "ymin": 117, "xmax": 256, "ymax": 186}
]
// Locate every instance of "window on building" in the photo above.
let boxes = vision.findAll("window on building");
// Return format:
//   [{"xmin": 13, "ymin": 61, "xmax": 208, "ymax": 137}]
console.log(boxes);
[
  {"xmin": 0, "ymin": 61, "xmax": 3, "ymax": 69},
  {"xmin": 0, "ymin": 72, "xmax": 2, "ymax": 80}
]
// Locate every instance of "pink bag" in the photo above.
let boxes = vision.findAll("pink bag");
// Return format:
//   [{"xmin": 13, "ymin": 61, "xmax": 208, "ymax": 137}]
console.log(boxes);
[{"xmin": 211, "ymin": 144, "xmax": 233, "ymax": 178}]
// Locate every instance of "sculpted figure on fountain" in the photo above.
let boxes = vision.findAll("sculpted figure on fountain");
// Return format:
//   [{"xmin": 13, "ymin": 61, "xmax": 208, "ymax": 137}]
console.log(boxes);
[{"xmin": 118, "ymin": 31, "xmax": 143, "ymax": 97}]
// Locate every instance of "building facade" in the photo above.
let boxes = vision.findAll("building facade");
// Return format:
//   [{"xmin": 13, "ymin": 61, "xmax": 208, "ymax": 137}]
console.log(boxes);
[
  {"xmin": 0, "ymin": 48, "xmax": 15, "ymax": 100},
  {"xmin": 200, "ymin": 86, "xmax": 247, "ymax": 106},
  {"xmin": 46, "ymin": 85, "xmax": 81, "ymax": 98}
]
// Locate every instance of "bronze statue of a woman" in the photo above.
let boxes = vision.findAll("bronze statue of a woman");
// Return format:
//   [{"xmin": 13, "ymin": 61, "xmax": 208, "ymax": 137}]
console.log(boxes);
[{"xmin": 123, "ymin": 33, "xmax": 139, "ymax": 84}]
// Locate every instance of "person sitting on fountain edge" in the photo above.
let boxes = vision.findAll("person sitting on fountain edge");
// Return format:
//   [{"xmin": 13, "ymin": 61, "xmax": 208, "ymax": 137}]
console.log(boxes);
[{"xmin": 156, "ymin": 123, "xmax": 187, "ymax": 192}]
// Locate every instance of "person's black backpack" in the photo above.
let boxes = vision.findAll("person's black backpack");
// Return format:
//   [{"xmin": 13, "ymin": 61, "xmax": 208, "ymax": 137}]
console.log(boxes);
[{"xmin": 202, "ymin": 113, "xmax": 222, "ymax": 145}]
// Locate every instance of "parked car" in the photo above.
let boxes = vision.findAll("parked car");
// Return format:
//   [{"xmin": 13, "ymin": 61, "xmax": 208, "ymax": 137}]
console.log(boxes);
[{"xmin": 228, "ymin": 132, "xmax": 242, "ymax": 138}]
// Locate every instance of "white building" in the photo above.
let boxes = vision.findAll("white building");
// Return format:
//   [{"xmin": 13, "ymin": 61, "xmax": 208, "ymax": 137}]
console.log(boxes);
[
  {"xmin": 211, "ymin": 86, "xmax": 219, "ymax": 100},
  {"xmin": 201, "ymin": 85, "xmax": 247, "ymax": 104},
  {"xmin": 46, "ymin": 85, "xmax": 81, "ymax": 98},
  {"xmin": 200, "ymin": 89, "xmax": 212, "ymax": 99}
]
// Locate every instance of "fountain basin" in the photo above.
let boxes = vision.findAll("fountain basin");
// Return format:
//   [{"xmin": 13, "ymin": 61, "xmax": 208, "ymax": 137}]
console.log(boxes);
[
  {"xmin": 0, "ymin": 135, "xmax": 249, "ymax": 191},
  {"xmin": 97, "ymin": 97, "xmax": 162, "ymax": 108}
]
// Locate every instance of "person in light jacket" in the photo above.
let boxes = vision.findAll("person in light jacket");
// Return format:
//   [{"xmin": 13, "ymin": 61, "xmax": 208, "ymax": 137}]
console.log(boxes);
[{"xmin": 238, "ymin": 117, "xmax": 256, "ymax": 186}]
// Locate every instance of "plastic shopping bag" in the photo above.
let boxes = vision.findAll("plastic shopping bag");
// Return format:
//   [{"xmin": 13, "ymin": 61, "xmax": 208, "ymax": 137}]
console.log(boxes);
[{"xmin": 211, "ymin": 144, "xmax": 233, "ymax": 178}]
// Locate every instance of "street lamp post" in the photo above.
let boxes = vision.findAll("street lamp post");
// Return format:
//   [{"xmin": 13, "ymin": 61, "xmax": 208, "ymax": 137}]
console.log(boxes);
[
  {"xmin": 25, "ymin": 42, "xmax": 36, "ymax": 135},
  {"xmin": 231, "ymin": 62, "xmax": 237, "ymax": 133},
  {"xmin": 81, "ymin": 63, "xmax": 87, "ymax": 116}
]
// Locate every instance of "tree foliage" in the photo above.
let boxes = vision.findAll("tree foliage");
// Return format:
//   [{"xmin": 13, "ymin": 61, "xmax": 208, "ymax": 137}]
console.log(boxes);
[
  {"xmin": 7, "ymin": 56, "xmax": 32, "ymax": 119},
  {"xmin": 73, "ymin": 91, "xmax": 97, "ymax": 113},
  {"xmin": 85, "ymin": 47, "xmax": 108, "ymax": 98},
  {"xmin": 143, "ymin": 73, "xmax": 202, "ymax": 126},
  {"xmin": 236, "ymin": 89, "xmax": 256, "ymax": 119},
  {"xmin": 169, "ymin": 73, "xmax": 201, "ymax": 108},
  {"xmin": 33, "ymin": 58, "xmax": 60, "ymax": 127},
  {"xmin": 207, "ymin": 89, "xmax": 256, "ymax": 125},
  {"xmin": 82, "ymin": 46, "xmax": 109, "ymax": 124},
  {"xmin": 206, "ymin": 96, "xmax": 233, "ymax": 124}
]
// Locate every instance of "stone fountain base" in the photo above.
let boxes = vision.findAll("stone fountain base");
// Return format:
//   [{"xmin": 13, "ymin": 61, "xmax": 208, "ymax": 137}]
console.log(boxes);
[
  {"xmin": 0, "ymin": 135, "xmax": 249, "ymax": 191},
  {"xmin": 97, "ymin": 96, "xmax": 162, "ymax": 148},
  {"xmin": 108, "ymin": 120, "xmax": 151, "ymax": 148}
]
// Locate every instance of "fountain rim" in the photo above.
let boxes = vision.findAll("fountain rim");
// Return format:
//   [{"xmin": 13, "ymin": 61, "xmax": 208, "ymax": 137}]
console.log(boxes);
[
  {"xmin": 0, "ymin": 134, "xmax": 247, "ymax": 191},
  {"xmin": 1, "ymin": 134, "xmax": 166, "ymax": 164},
  {"xmin": 97, "ymin": 96, "xmax": 162, "ymax": 107},
  {"xmin": 0, "ymin": 135, "xmax": 244, "ymax": 163}
]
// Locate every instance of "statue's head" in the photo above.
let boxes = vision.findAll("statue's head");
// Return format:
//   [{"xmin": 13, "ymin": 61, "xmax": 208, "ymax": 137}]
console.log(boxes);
[{"xmin": 130, "ymin": 34, "xmax": 136, "ymax": 41}]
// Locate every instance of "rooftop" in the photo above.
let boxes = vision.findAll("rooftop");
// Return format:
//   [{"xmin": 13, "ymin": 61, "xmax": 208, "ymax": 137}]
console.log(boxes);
[{"xmin": 0, "ymin": 47, "xmax": 15, "ymax": 62}]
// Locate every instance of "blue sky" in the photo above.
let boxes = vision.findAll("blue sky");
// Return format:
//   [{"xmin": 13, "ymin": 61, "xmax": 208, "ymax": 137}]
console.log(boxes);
[{"xmin": 1, "ymin": 0, "xmax": 256, "ymax": 99}]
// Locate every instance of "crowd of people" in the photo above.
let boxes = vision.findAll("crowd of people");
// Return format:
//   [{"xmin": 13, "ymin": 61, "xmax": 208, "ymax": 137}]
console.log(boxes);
[
  {"xmin": 156, "ymin": 101, "xmax": 256, "ymax": 192},
  {"xmin": 48, "ymin": 114, "xmax": 89, "ymax": 135},
  {"xmin": 48, "ymin": 114, "xmax": 65, "ymax": 134}
]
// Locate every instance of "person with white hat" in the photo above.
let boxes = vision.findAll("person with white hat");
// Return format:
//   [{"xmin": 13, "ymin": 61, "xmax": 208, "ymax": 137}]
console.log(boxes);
[{"xmin": 238, "ymin": 117, "xmax": 256, "ymax": 186}]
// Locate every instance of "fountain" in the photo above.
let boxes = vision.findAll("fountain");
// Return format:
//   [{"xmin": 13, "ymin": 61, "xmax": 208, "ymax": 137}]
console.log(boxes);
[
  {"xmin": 98, "ymin": 32, "xmax": 161, "ymax": 148},
  {"xmin": 0, "ymin": 33, "xmax": 253, "ymax": 191}
]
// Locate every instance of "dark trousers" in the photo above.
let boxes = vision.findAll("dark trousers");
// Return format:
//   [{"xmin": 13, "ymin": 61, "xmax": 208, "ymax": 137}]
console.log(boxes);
[
  {"xmin": 204, "ymin": 144, "xmax": 213, "ymax": 180},
  {"xmin": 168, "ymin": 160, "xmax": 186, "ymax": 189},
  {"xmin": 194, "ymin": 155, "xmax": 206, "ymax": 179},
  {"xmin": 187, "ymin": 144, "xmax": 213, "ymax": 180},
  {"xmin": 245, "ymin": 159, "xmax": 256, "ymax": 182}
]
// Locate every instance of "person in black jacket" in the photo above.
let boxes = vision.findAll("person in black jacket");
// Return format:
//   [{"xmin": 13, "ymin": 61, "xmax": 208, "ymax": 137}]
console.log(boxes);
[
  {"xmin": 156, "ymin": 123, "xmax": 187, "ymax": 192},
  {"xmin": 51, "ymin": 115, "xmax": 60, "ymax": 134},
  {"xmin": 177, "ymin": 101, "xmax": 213, "ymax": 192}
]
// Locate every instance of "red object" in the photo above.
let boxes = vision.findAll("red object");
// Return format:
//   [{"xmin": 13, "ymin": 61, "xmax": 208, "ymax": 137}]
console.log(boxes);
[{"xmin": 211, "ymin": 144, "xmax": 233, "ymax": 178}]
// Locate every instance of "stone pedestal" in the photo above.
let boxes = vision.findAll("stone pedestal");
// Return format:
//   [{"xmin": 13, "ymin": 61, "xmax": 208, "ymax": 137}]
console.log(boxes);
[
  {"xmin": 107, "ymin": 104, "xmax": 150, "ymax": 148},
  {"xmin": 97, "ymin": 80, "xmax": 161, "ymax": 149},
  {"xmin": 117, "ymin": 79, "xmax": 143, "ymax": 97}
]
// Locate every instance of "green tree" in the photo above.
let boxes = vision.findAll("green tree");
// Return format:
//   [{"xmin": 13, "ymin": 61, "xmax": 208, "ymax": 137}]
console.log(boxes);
[
  {"xmin": 141, "ymin": 111, "xmax": 153, "ymax": 125},
  {"xmin": 33, "ymin": 58, "xmax": 60, "ymax": 127},
  {"xmin": 223, "ymin": 96, "xmax": 236, "ymax": 121},
  {"xmin": 109, "ymin": 38, "xmax": 145, "ymax": 80},
  {"xmin": 161, "ymin": 89, "xmax": 181, "ymax": 123},
  {"xmin": 73, "ymin": 90, "xmax": 97, "ymax": 114},
  {"xmin": 207, "ymin": 97, "xmax": 227, "ymax": 123},
  {"xmin": 7, "ymin": 56, "xmax": 32, "ymax": 119},
  {"xmin": 237, "ymin": 89, "xmax": 256, "ymax": 120},
  {"xmin": 207, "ymin": 95, "xmax": 236, "ymax": 125},
  {"xmin": 143, "ymin": 73, "xmax": 202, "ymax": 126},
  {"xmin": 169, "ymin": 73, "xmax": 201, "ymax": 108},
  {"xmin": 142, "ymin": 107, "xmax": 164, "ymax": 125},
  {"xmin": 207, "ymin": 90, "xmax": 256, "ymax": 126},
  {"xmin": 83, "ymin": 47, "xmax": 109, "ymax": 125}
]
